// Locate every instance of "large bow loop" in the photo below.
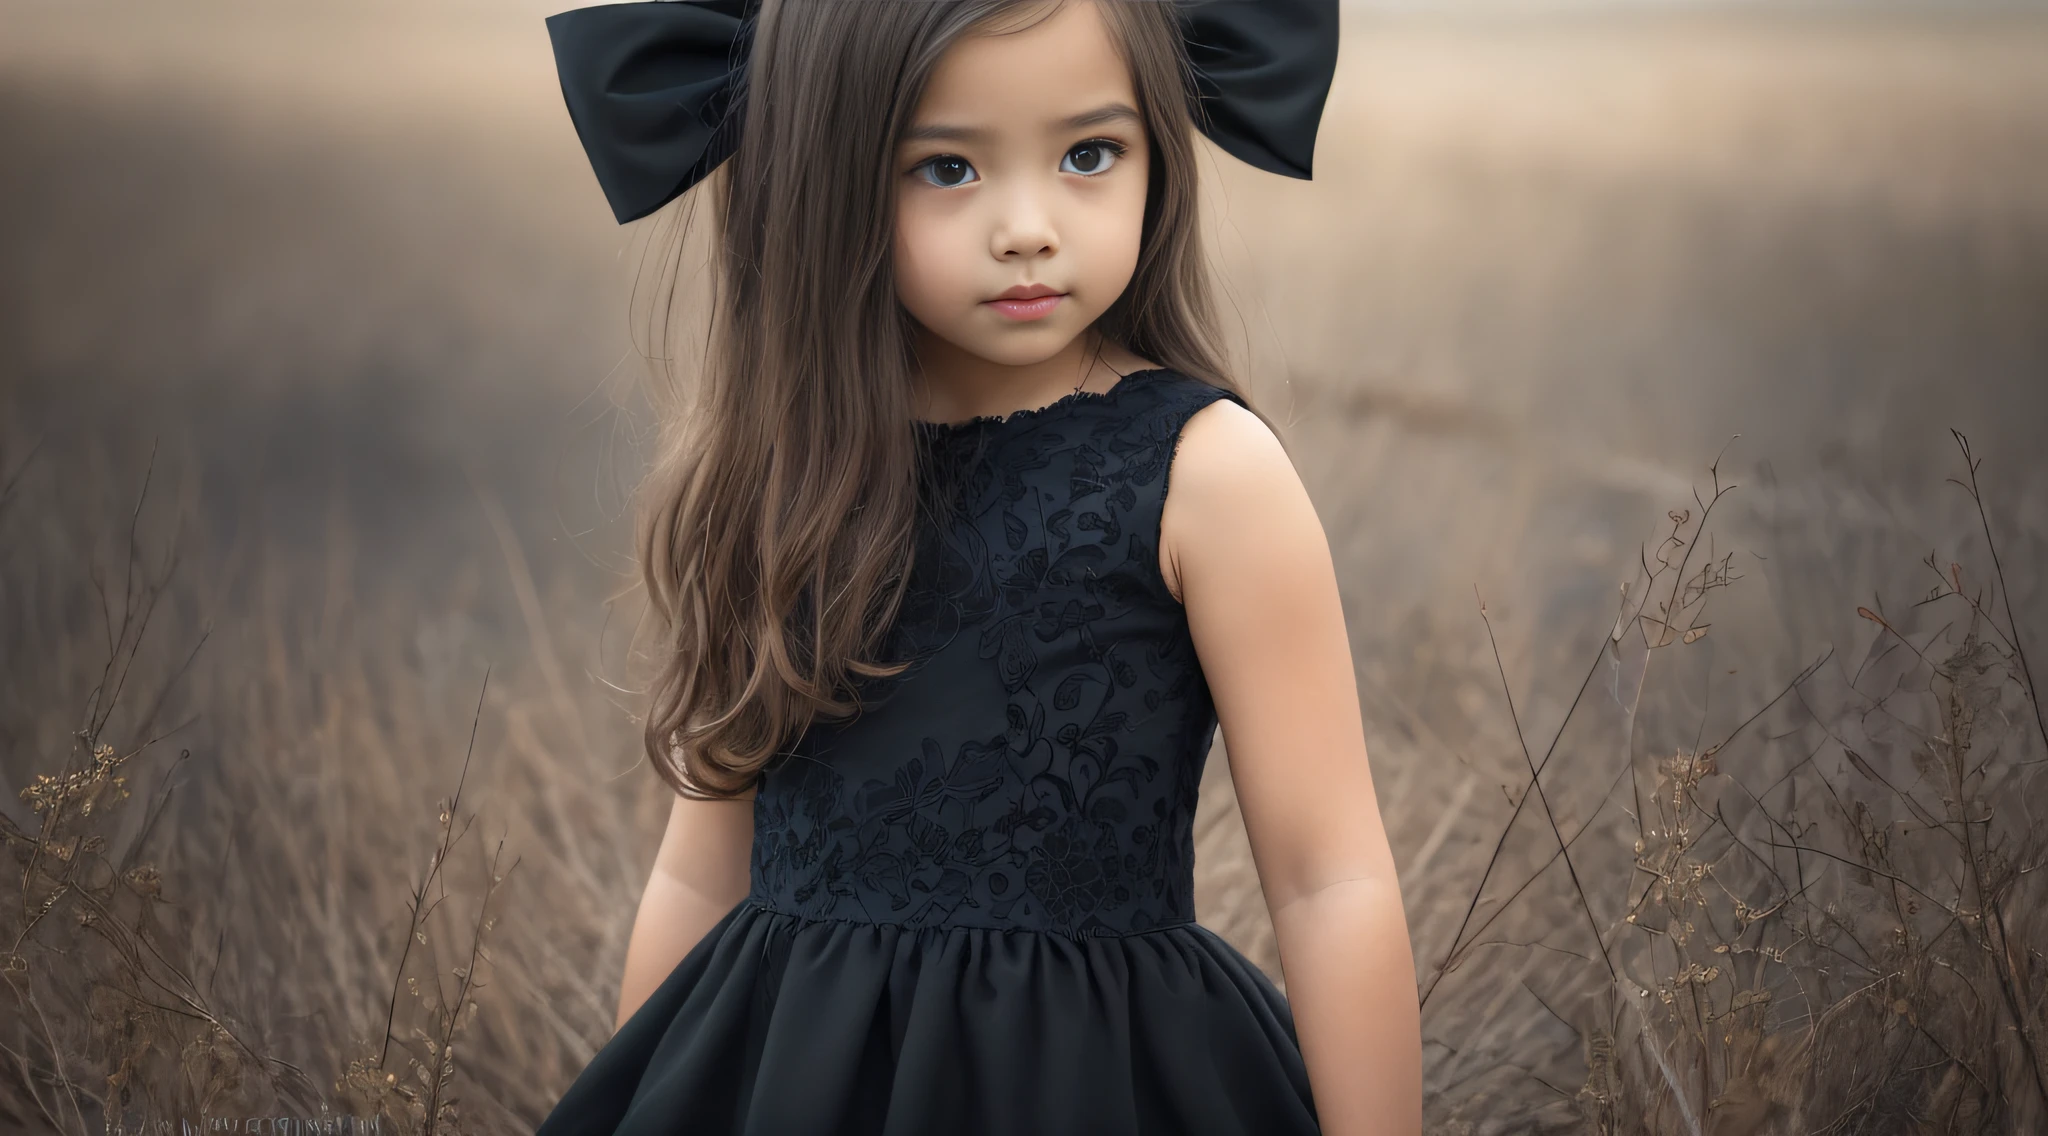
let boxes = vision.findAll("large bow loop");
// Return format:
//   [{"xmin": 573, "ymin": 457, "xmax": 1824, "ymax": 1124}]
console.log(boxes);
[
  {"xmin": 546, "ymin": 0, "xmax": 757, "ymax": 224},
  {"xmin": 1176, "ymin": 0, "xmax": 1338, "ymax": 180},
  {"xmin": 546, "ymin": 0, "xmax": 1338, "ymax": 226}
]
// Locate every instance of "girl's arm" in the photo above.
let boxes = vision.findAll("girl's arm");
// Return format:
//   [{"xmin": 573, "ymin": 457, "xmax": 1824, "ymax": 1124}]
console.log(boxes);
[
  {"xmin": 1164, "ymin": 400, "xmax": 1423, "ymax": 1136},
  {"xmin": 614, "ymin": 786, "xmax": 757, "ymax": 1031}
]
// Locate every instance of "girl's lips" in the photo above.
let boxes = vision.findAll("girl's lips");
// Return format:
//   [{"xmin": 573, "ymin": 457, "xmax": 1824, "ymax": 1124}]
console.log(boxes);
[{"xmin": 984, "ymin": 294, "xmax": 1065, "ymax": 321}]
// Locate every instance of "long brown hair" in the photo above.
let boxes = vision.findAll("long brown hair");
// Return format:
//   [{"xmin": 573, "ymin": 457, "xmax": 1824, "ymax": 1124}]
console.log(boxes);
[{"xmin": 636, "ymin": 0, "xmax": 1271, "ymax": 800}]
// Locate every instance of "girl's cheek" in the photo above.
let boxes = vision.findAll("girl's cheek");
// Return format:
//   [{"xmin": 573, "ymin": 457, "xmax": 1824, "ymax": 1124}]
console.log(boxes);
[
  {"xmin": 891, "ymin": 203, "xmax": 931, "ymax": 302},
  {"xmin": 892, "ymin": 206, "xmax": 957, "ymax": 319},
  {"xmin": 1073, "ymin": 201, "xmax": 1132, "ymax": 277}
]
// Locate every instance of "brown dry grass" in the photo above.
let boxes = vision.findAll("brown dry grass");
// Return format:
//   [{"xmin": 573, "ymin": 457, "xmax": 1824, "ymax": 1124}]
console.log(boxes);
[
  {"xmin": 0, "ymin": 427, "xmax": 673, "ymax": 1132},
  {"xmin": 1416, "ymin": 434, "xmax": 2048, "ymax": 1135},
  {"xmin": 0, "ymin": 440, "xmax": 529, "ymax": 1133}
]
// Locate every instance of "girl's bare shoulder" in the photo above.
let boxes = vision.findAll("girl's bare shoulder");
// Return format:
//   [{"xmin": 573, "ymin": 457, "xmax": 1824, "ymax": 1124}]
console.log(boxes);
[{"xmin": 1158, "ymin": 396, "xmax": 1304, "ymax": 605}]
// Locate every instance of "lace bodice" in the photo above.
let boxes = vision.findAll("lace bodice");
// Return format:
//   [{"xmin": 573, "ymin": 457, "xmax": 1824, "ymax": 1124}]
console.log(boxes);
[{"xmin": 748, "ymin": 368, "xmax": 1250, "ymax": 939}]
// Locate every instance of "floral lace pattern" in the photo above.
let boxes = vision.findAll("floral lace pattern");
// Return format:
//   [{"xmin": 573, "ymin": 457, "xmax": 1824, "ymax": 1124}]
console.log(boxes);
[{"xmin": 749, "ymin": 369, "xmax": 1251, "ymax": 938}]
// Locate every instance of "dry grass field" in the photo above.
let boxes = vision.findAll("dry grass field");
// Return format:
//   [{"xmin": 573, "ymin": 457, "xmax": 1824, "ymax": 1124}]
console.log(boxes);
[{"xmin": 2, "ymin": 1, "xmax": 2045, "ymax": 1132}]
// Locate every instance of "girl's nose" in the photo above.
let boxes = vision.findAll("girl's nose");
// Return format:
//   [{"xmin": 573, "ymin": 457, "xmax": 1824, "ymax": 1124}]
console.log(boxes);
[{"xmin": 990, "ymin": 186, "xmax": 1058, "ymax": 261}]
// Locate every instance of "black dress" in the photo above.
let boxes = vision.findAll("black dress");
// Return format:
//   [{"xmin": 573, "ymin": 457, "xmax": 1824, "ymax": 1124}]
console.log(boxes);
[{"xmin": 537, "ymin": 368, "xmax": 1322, "ymax": 1135}]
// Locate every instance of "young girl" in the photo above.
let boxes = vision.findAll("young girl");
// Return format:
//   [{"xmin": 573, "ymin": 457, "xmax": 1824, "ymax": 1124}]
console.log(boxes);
[{"xmin": 538, "ymin": 0, "xmax": 1421, "ymax": 1132}]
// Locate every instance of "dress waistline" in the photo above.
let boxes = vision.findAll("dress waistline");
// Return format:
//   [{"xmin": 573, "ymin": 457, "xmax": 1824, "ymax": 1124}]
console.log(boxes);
[{"xmin": 739, "ymin": 895, "xmax": 1200, "ymax": 941}]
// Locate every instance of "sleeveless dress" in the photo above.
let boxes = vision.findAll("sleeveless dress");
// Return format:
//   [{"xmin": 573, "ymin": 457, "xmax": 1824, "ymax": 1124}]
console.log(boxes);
[{"xmin": 536, "ymin": 367, "xmax": 1322, "ymax": 1135}]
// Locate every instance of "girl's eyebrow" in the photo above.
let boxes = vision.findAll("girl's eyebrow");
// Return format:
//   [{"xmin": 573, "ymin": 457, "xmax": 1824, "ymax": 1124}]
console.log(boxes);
[
  {"xmin": 900, "ymin": 101, "xmax": 1141, "ymax": 144},
  {"xmin": 1061, "ymin": 102, "xmax": 1142, "ymax": 131}
]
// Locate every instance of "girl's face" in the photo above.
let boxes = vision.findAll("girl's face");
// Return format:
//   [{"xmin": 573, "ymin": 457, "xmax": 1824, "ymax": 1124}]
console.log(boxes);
[{"xmin": 892, "ymin": 0, "xmax": 1151, "ymax": 370}]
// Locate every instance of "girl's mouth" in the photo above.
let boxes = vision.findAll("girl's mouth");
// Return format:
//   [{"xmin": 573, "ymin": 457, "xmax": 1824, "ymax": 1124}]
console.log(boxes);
[{"xmin": 984, "ymin": 294, "xmax": 1065, "ymax": 321}]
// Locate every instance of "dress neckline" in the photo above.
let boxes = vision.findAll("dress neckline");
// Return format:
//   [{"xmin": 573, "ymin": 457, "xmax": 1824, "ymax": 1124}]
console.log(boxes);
[{"xmin": 911, "ymin": 368, "xmax": 1170, "ymax": 436}]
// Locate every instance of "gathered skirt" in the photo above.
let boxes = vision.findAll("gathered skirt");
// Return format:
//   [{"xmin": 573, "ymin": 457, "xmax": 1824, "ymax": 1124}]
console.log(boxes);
[{"xmin": 535, "ymin": 898, "xmax": 1322, "ymax": 1135}]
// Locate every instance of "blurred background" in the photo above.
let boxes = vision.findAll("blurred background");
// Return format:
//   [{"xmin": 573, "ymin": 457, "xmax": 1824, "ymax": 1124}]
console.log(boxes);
[{"xmin": 3, "ymin": 0, "xmax": 2044, "ymax": 1132}]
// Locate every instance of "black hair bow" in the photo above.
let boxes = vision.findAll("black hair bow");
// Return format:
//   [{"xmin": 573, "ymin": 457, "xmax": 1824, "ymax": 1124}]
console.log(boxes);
[{"xmin": 546, "ymin": 0, "xmax": 1339, "ymax": 225}]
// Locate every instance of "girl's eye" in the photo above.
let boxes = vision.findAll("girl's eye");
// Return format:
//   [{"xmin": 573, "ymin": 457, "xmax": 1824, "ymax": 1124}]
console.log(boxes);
[
  {"xmin": 1061, "ymin": 140, "xmax": 1125, "ymax": 177},
  {"xmin": 917, "ymin": 155, "xmax": 977, "ymax": 188}
]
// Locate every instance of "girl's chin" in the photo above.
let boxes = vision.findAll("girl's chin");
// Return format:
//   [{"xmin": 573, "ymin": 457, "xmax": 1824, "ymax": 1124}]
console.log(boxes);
[
  {"xmin": 914, "ymin": 313, "xmax": 1091, "ymax": 369},
  {"xmin": 951, "ymin": 323, "xmax": 1074, "ymax": 356},
  {"xmin": 952, "ymin": 339, "xmax": 1082, "ymax": 370}
]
